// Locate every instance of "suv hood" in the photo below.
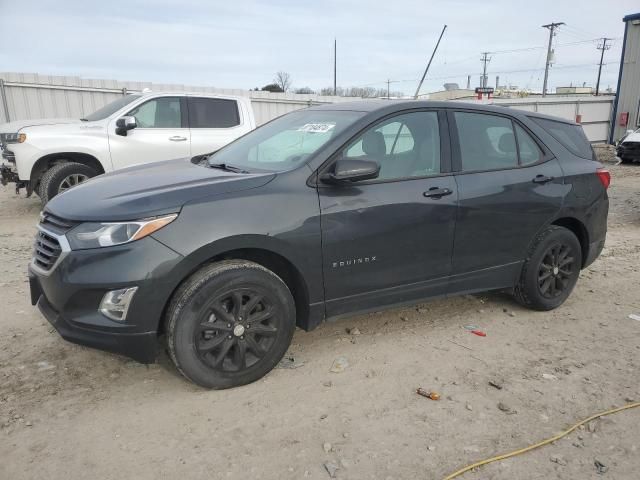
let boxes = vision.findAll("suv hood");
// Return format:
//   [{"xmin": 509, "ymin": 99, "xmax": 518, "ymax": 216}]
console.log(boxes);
[
  {"xmin": 0, "ymin": 118, "xmax": 81, "ymax": 132},
  {"xmin": 45, "ymin": 157, "xmax": 276, "ymax": 222}
]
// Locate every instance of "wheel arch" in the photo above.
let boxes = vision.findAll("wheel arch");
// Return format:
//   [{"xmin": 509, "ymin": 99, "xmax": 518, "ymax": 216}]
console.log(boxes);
[
  {"xmin": 551, "ymin": 217, "xmax": 589, "ymax": 267},
  {"xmin": 159, "ymin": 244, "xmax": 314, "ymax": 334},
  {"xmin": 30, "ymin": 152, "xmax": 106, "ymax": 187}
]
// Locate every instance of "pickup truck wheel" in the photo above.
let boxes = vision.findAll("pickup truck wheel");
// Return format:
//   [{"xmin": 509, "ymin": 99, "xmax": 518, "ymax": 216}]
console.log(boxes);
[
  {"xmin": 39, "ymin": 162, "xmax": 97, "ymax": 204},
  {"xmin": 513, "ymin": 226, "xmax": 582, "ymax": 311},
  {"xmin": 166, "ymin": 260, "xmax": 296, "ymax": 389}
]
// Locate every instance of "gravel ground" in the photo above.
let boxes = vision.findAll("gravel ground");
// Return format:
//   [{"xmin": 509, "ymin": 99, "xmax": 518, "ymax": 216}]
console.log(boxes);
[{"xmin": 1, "ymin": 164, "xmax": 639, "ymax": 480}]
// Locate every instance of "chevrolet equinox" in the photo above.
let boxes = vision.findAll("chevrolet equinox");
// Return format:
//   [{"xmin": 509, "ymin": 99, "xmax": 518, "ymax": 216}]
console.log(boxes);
[{"xmin": 29, "ymin": 101, "xmax": 610, "ymax": 388}]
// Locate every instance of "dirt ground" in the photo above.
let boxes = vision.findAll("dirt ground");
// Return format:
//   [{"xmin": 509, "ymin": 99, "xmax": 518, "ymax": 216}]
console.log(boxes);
[{"xmin": 1, "ymin": 163, "xmax": 639, "ymax": 480}]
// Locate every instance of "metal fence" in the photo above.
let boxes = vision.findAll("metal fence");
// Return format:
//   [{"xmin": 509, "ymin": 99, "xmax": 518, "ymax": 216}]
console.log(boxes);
[
  {"xmin": 0, "ymin": 72, "xmax": 615, "ymax": 142},
  {"xmin": 0, "ymin": 72, "xmax": 356, "ymax": 126},
  {"xmin": 481, "ymin": 96, "xmax": 615, "ymax": 143}
]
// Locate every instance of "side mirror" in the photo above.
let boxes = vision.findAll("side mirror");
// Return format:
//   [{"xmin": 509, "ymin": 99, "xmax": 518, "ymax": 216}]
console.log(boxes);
[
  {"xmin": 115, "ymin": 116, "xmax": 137, "ymax": 136},
  {"xmin": 320, "ymin": 158, "xmax": 380, "ymax": 184}
]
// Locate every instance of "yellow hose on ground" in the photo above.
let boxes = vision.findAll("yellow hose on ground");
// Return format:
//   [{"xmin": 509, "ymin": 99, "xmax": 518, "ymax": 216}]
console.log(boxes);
[{"xmin": 443, "ymin": 401, "xmax": 640, "ymax": 480}]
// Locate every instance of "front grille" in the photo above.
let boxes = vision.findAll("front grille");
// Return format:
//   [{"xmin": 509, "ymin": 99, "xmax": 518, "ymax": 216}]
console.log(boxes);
[
  {"xmin": 33, "ymin": 230, "xmax": 62, "ymax": 271},
  {"xmin": 618, "ymin": 141, "xmax": 640, "ymax": 155},
  {"xmin": 40, "ymin": 212, "xmax": 77, "ymax": 234},
  {"xmin": 1, "ymin": 149, "xmax": 15, "ymax": 162}
]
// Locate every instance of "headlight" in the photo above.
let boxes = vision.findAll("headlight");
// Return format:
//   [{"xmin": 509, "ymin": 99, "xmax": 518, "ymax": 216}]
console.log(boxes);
[
  {"xmin": 67, "ymin": 214, "xmax": 177, "ymax": 249},
  {"xmin": 2, "ymin": 133, "xmax": 27, "ymax": 143}
]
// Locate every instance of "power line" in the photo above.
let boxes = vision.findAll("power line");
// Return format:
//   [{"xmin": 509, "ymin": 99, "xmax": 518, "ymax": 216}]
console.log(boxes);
[{"xmin": 352, "ymin": 61, "xmax": 620, "ymax": 91}]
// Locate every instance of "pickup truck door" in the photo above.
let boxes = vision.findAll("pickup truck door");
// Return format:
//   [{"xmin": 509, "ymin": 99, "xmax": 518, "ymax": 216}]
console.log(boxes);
[
  {"xmin": 108, "ymin": 96, "xmax": 191, "ymax": 170},
  {"xmin": 318, "ymin": 110, "xmax": 457, "ymax": 317},
  {"xmin": 187, "ymin": 97, "xmax": 252, "ymax": 156}
]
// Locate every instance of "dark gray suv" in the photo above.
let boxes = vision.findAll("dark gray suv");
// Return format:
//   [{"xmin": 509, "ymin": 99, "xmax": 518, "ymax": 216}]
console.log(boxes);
[{"xmin": 29, "ymin": 101, "xmax": 609, "ymax": 388}]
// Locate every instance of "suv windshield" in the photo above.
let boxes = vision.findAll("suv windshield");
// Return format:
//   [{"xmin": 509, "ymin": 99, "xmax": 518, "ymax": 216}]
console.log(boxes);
[
  {"xmin": 208, "ymin": 109, "xmax": 365, "ymax": 172},
  {"xmin": 83, "ymin": 94, "xmax": 142, "ymax": 121}
]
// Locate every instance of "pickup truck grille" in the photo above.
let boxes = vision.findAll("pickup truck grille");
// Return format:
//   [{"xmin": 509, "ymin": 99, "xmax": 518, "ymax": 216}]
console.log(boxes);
[
  {"xmin": 33, "ymin": 230, "xmax": 62, "ymax": 271},
  {"xmin": 617, "ymin": 141, "xmax": 640, "ymax": 159}
]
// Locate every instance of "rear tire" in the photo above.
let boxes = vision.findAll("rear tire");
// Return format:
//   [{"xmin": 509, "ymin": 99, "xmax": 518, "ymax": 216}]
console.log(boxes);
[
  {"xmin": 166, "ymin": 260, "xmax": 296, "ymax": 389},
  {"xmin": 513, "ymin": 226, "xmax": 582, "ymax": 311},
  {"xmin": 39, "ymin": 162, "xmax": 98, "ymax": 204}
]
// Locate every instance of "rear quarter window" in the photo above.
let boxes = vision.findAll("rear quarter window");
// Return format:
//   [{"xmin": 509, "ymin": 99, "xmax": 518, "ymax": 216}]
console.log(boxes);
[
  {"xmin": 531, "ymin": 117, "xmax": 594, "ymax": 160},
  {"xmin": 188, "ymin": 97, "xmax": 240, "ymax": 128}
]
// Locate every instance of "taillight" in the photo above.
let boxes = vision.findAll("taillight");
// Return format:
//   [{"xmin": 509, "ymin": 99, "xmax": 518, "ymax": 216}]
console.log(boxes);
[{"xmin": 596, "ymin": 168, "xmax": 610, "ymax": 189}]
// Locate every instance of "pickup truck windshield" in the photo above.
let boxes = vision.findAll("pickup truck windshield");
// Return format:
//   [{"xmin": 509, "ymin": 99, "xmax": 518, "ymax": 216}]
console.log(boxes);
[
  {"xmin": 208, "ymin": 110, "xmax": 364, "ymax": 172},
  {"xmin": 83, "ymin": 94, "xmax": 142, "ymax": 121}
]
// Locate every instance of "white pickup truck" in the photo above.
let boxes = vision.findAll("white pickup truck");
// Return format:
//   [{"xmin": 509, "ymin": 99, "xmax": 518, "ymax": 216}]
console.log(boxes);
[{"xmin": 0, "ymin": 92, "xmax": 256, "ymax": 203}]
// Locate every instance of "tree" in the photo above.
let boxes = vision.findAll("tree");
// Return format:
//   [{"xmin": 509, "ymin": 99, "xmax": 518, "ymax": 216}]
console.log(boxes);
[
  {"xmin": 320, "ymin": 86, "xmax": 344, "ymax": 96},
  {"xmin": 294, "ymin": 87, "xmax": 315, "ymax": 94},
  {"xmin": 274, "ymin": 71, "xmax": 292, "ymax": 92},
  {"xmin": 261, "ymin": 83, "xmax": 284, "ymax": 93}
]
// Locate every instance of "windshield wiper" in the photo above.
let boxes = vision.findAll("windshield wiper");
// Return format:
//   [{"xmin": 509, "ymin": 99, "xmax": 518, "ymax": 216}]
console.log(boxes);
[{"xmin": 208, "ymin": 162, "xmax": 249, "ymax": 174}]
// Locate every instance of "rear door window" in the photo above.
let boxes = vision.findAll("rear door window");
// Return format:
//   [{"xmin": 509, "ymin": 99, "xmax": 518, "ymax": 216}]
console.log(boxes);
[
  {"xmin": 515, "ymin": 124, "xmax": 544, "ymax": 165},
  {"xmin": 531, "ymin": 117, "xmax": 594, "ymax": 159},
  {"xmin": 454, "ymin": 112, "xmax": 518, "ymax": 171},
  {"xmin": 188, "ymin": 97, "xmax": 240, "ymax": 128}
]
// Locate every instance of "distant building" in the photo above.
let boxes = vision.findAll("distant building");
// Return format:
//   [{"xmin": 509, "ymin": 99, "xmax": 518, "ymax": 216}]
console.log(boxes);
[
  {"xmin": 426, "ymin": 89, "xmax": 476, "ymax": 100},
  {"xmin": 611, "ymin": 12, "xmax": 640, "ymax": 142},
  {"xmin": 556, "ymin": 86, "xmax": 593, "ymax": 95}
]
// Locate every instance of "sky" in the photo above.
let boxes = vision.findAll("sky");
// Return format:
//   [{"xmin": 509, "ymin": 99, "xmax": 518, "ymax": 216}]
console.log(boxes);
[{"xmin": 0, "ymin": 0, "xmax": 637, "ymax": 96}]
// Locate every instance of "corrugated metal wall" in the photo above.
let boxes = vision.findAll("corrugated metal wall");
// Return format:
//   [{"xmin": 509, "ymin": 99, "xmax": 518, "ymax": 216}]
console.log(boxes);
[
  {"xmin": 487, "ymin": 96, "xmax": 614, "ymax": 143},
  {"xmin": 0, "ymin": 72, "xmax": 614, "ymax": 142},
  {"xmin": 0, "ymin": 72, "xmax": 357, "ymax": 126},
  {"xmin": 611, "ymin": 15, "xmax": 640, "ymax": 142}
]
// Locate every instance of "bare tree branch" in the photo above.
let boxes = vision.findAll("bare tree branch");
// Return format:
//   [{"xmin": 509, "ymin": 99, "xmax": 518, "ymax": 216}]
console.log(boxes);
[{"xmin": 274, "ymin": 71, "xmax": 292, "ymax": 92}]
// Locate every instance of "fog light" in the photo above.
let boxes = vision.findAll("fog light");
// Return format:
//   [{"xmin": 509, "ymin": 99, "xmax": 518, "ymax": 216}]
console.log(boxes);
[{"xmin": 99, "ymin": 287, "xmax": 138, "ymax": 321}]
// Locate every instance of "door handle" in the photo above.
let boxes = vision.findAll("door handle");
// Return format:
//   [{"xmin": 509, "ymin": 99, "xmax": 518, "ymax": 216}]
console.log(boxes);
[
  {"xmin": 169, "ymin": 136, "xmax": 187, "ymax": 142},
  {"xmin": 532, "ymin": 174, "xmax": 554, "ymax": 184},
  {"xmin": 423, "ymin": 187, "xmax": 453, "ymax": 199}
]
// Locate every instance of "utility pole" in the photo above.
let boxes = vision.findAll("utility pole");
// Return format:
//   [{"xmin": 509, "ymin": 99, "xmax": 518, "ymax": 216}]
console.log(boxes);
[
  {"xmin": 413, "ymin": 24, "xmax": 447, "ymax": 99},
  {"xmin": 541, "ymin": 22, "xmax": 564, "ymax": 97},
  {"xmin": 333, "ymin": 38, "xmax": 337, "ymax": 96},
  {"xmin": 595, "ymin": 37, "xmax": 612, "ymax": 96},
  {"xmin": 480, "ymin": 52, "xmax": 491, "ymax": 88},
  {"xmin": 386, "ymin": 79, "xmax": 391, "ymax": 99}
]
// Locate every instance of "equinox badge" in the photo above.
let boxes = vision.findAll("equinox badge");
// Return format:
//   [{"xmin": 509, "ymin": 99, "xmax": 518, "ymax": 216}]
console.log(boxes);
[{"xmin": 332, "ymin": 256, "xmax": 377, "ymax": 268}]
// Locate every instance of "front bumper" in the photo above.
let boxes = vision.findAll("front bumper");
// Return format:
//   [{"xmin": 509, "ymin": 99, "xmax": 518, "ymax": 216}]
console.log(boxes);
[
  {"xmin": 29, "ymin": 234, "xmax": 184, "ymax": 363},
  {"xmin": 617, "ymin": 142, "xmax": 640, "ymax": 161}
]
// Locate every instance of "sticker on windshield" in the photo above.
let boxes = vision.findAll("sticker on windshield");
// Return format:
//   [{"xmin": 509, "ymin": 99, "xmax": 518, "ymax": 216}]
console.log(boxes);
[{"xmin": 297, "ymin": 123, "xmax": 336, "ymax": 133}]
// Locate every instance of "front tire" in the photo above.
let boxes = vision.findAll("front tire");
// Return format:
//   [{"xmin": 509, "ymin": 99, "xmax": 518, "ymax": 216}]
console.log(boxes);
[
  {"xmin": 39, "ymin": 162, "xmax": 98, "ymax": 204},
  {"xmin": 514, "ymin": 226, "xmax": 582, "ymax": 311},
  {"xmin": 166, "ymin": 260, "xmax": 296, "ymax": 389}
]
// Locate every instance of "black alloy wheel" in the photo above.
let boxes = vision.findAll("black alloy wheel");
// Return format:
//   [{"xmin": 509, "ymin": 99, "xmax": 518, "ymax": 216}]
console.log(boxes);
[
  {"xmin": 513, "ymin": 225, "xmax": 582, "ymax": 311},
  {"xmin": 166, "ymin": 260, "xmax": 296, "ymax": 389},
  {"xmin": 194, "ymin": 288, "xmax": 280, "ymax": 372},
  {"xmin": 537, "ymin": 243, "xmax": 576, "ymax": 299}
]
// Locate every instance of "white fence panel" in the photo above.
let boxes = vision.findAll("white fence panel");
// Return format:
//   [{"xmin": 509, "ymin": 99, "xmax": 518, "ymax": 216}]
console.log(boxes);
[
  {"xmin": 0, "ymin": 72, "xmax": 358, "ymax": 125},
  {"xmin": 478, "ymin": 96, "xmax": 615, "ymax": 143},
  {"xmin": 0, "ymin": 72, "xmax": 615, "ymax": 142}
]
